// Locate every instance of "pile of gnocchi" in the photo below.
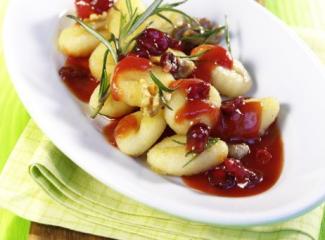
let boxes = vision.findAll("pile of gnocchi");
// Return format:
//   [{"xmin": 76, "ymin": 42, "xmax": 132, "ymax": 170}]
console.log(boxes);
[{"xmin": 58, "ymin": 0, "xmax": 282, "ymax": 195}]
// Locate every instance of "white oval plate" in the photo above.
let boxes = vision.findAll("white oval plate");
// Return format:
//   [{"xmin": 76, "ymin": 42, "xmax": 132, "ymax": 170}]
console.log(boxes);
[{"xmin": 4, "ymin": 0, "xmax": 325, "ymax": 226}]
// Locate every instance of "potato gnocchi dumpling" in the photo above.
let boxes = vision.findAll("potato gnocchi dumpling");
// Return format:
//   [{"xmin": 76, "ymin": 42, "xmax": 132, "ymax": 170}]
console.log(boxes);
[
  {"xmin": 211, "ymin": 59, "xmax": 252, "ymax": 97},
  {"xmin": 89, "ymin": 43, "xmax": 116, "ymax": 80},
  {"xmin": 147, "ymin": 135, "xmax": 228, "ymax": 176},
  {"xmin": 113, "ymin": 66, "xmax": 174, "ymax": 107},
  {"xmin": 164, "ymin": 83, "xmax": 221, "ymax": 135},
  {"xmin": 106, "ymin": 0, "xmax": 146, "ymax": 50},
  {"xmin": 89, "ymin": 86, "xmax": 135, "ymax": 118},
  {"xmin": 115, "ymin": 110, "xmax": 166, "ymax": 157},
  {"xmin": 246, "ymin": 97, "xmax": 280, "ymax": 135},
  {"xmin": 58, "ymin": 25, "xmax": 109, "ymax": 57}
]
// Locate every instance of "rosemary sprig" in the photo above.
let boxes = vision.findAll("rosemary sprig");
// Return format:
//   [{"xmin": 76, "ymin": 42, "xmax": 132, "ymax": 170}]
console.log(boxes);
[
  {"xmin": 172, "ymin": 139, "xmax": 186, "ymax": 145},
  {"xmin": 156, "ymin": 13, "xmax": 175, "ymax": 28},
  {"xmin": 66, "ymin": 15, "xmax": 118, "ymax": 64},
  {"xmin": 149, "ymin": 72, "xmax": 174, "ymax": 93},
  {"xmin": 91, "ymin": 49, "xmax": 111, "ymax": 118},
  {"xmin": 149, "ymin": 71, "xmax": 174, "ymax": 110},
  {"xmin": 182, "ymin": 25, "xmax": 225, "ymax": 41},
  {"xmin": 176, "ymin": 50, "xmax": 208, "ymax": 61},
  {"xmin": 225, "ymin": 16, "xmax": 232, "ymax": 55},
  {"xmin": 182, "ymin": 137, "xmax": 220, "ymax": 168},
  {"xmin": 127, "ymin": 0, "xmax": 163, "ymax": 35}
]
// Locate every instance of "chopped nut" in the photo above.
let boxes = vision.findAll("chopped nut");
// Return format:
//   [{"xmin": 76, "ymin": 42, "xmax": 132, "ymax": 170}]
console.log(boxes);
[
  {"xmin": 141, "ymin": 79, "xmax": 161, "ymax": 117},
  {"xmin": 174, "ymin": 58, "xmax": 196, "ymax": 79},
  {"xmin": 228, "ymin": 143, "xmax": 250, "ymax": 159}
]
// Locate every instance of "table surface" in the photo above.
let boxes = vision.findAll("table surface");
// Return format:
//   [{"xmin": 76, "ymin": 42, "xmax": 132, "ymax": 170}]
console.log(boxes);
[{"xmin": 29, "ymin": 223, "xmax": 111, "ymax": 240}]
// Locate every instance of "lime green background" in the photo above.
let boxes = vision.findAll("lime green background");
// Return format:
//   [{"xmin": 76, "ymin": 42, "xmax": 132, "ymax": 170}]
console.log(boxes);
[{"xmin": 0, "ymin": 0, "xmax": 324, "ymax": 239}]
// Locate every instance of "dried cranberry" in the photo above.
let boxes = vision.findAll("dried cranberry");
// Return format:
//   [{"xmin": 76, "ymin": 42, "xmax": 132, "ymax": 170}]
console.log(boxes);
[
  {"xmin": 220, "ymin": 96, "xmax": 245, "ymax": 114},
  {"xmin": 186, "ymin": 81, "xmax": 210, "ymax": 100},
  {"xmin": 160, "ymin": 52, "xmax": 179, "ymax": 74},
  {"xmin": 186, "ymin": 123, "xmax": 211, "ymax": 154},
  {"xmin": 132, "ymin": 46, "xmax": 150, "ymax": 59},
  {"xmin": 256, "ymin": 148, "xmax": 273, "ymax": 164},
  {"xmin": 136, "ymin": 28, "xmax": 170, "ymax": 56},
  {"xmin": 59, "ymin": 66, "xmax": 89, "ymax": 80},
  {"xmin": 169, "ymin": 38, "xmax": 183, "ymax": 51},
  {"xmin": 208, "ymin": 168, "xmax": 236, "ymax": 190},
  {"xmin": 208, "ymin": 158, "xmax": 263, "ymax": 190},
  {"xmin": 75, "ymin": 0, "xmax": 113, "ymax": 19}
]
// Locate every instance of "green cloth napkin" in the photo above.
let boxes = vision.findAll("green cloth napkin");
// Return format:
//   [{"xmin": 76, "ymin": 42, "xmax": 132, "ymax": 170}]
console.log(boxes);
[
  {"xmin": 0, "ymin": 0, "xmax": 325, "ymax": 239},
  {"xmin": 0, "ymin": 121, "xmax": 324, "ymax": 240}
]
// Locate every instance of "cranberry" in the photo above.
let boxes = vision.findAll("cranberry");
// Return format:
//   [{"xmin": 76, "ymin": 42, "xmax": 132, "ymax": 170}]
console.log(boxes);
[
  {"xmin": 136, "ymin": 28, "xmax": 170, "ymax": 56},
  {"xmin": 186, "ymin": 81, "xmax": 210, "ymax": 100},
  {"xmin": 160, "ymin": 52, "xmax": 179, "ymax": 74},
  {"xmin": 220, "ymin": 96, "xmax": 245, "ymax": 114},
  {"xmin": 256, "ymin": 148, "xmax": 272, "ymax": 164},
  {"xmin": 75, "ymin": 0, "xmax": 113, "ymax": 19},
  {"xmin": 132, "ymin": 46, "xmax": 150, "ymax": 59},
  {"xmin": 186, "ymin": 123, "xmax": 211, "ymax": 154},
  {"xmin": 208, "ymin": 167, "xmax": 236, "ymax": 190},
  {"xmin": 59, "ymin": 66, "xmax": 90, "ymax": 80},
  {"xmin": 208, "ymin": 158, "xmax": 263, "ymax": 190},
  {"xmin": 169, "ymin": 38, "xmax": 183, "ymax": 51}
]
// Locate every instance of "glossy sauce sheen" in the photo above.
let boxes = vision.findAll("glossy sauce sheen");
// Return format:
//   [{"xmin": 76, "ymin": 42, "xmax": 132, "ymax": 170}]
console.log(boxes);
[
  {"xmin": 176, "ymin": 100, "xmax": 220, "ymax": 126},
  {"xmin": 214, "ymin": 101, "xmax": 262, "ymax": 142},
  {"xmin": 114, "ymin": 114, "xmax": 139, "ymax": 138},
  {"xmin": 183, "ymin": 123, "xmax": 283, "ymax": 197},
  {"xmin": 59, "ymin": 57, "xmax": 98, "ymax": 102},
  {"xmin": 192, "ymin": 45, "xmax": 233, "ymax": 82},
  {"xmin": 111, "ymin": 56, "xmax": 152, "ymax": 101}
]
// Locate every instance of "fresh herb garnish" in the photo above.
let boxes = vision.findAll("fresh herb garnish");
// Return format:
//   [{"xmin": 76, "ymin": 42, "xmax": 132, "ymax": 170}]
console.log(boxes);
[
  {"xmin": 66, "ymin": 15, "xmax": 118, "ymax": 63},
  {"xmin": 225, "ymin": 16, "xmax": 232, "ymax": 55},
  {"xmin": 90, "ymin": 49, "xmax": 111, "ymax": 118},
  {"xmin": 172, "ymin": 139, "xmax": 186, "ymax": 145},
  {"xmin": 182, "ymin": 25, "xmax": 225, "ymax": 42},
  {"xmin": 183, "ymin": 137, "xmax": 220, "ymax": 168},
  {"xmin": 149, "ymin": 71, "xmax": 174, "ymax": 110},
  {"xmin": 176, "ymin": 50, "xmax": 208, "ymax": 61}
]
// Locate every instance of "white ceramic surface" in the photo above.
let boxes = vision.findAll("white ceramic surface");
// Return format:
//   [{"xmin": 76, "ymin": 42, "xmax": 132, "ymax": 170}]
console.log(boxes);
[{"xmin": 4, "ymin": 0, "xmax": 325, "ymax": 226}]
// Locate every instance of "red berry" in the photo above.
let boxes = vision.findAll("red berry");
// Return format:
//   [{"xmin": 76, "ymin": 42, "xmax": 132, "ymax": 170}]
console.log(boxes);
[
  {"xmin": 75, "ymin": 0, "xmax": 113, "ymax": 19},
  {"xmin": 207, "ymin": 167, "xmax": 236, "ymax": 190},
  {"xmin": 136, "ymin": 28, "xmax": 170, "ymax": 56},
  {"xmin": 186, "ymin": 81, "xmax": 210, "ymax": 100},
  {"xmin": 169, "ymin": 38, "xmax": 183, "ymax": 51},
  {"xmin": 186, "ymin": 123, "xmax": 211, "ymax": 154},
  {"xmin": 221, "ymin": 96, "xmax": 245, "ymax": 114},
  {"xmin": 160, "ymin": 52, "xmax": 179, "ymax": 74},
  {"xmin": 208, "ymin": 158, "xmax": 263, "ymax": 190},
  {"xmin": 256, "ymin": 148, "xmax": 272, "ymax": 164}
]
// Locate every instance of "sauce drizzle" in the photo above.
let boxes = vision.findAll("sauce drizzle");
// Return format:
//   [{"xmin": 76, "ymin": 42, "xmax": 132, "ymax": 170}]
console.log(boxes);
[
  {"xmin": 192, "ymin": 45, "xmax": 233, "ymax": 83},
  {"xmin": 111, "ymin": 56, "xmax": 152, "ymax": 101},
  {"xmin": 59, "ymin": 57, "xmax": 98, "ymax": 102}
]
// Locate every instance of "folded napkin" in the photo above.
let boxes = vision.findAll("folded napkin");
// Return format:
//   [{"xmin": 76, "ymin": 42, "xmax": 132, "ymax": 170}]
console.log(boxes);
[{"xmin": 0, "ymin": 121, "xmax": 324, "ymax": 240}]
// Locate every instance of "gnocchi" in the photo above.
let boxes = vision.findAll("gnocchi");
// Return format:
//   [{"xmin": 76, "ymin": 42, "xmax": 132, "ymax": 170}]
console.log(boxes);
[
  {"xmin": 147, "ymin": 135, "xmax": 228, "ymax": 176},
  {"xmin": 211, "ymin": 59, "xmax": 253, "ymax": 97},
  {"xmin": 164, "ymin": 80, "xmax": 222, "ymax": 135},
  {"xmin": 113, "ymin": 65, "xmax": 174, "ymax": 107},
  {"xmin": 115, "ymin": 110, "xmax": 166, "ymax": 157},
  {"xmin": 58, "ymin": 25, "xmax": 109, "ymax": 57},
  {"xmin": 89, "ymin": 86, "xmax": 135, "ymax": 118},
  {"xmin": 89, "ymin": 43, "xmax": 116, "ymax": 80}
]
